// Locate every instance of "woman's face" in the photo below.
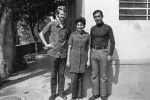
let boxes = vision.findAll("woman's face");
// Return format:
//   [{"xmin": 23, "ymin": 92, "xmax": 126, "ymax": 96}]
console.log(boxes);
[{"xmin": 77, "ymin": 22, "xmax": 85, "ymax": 32}]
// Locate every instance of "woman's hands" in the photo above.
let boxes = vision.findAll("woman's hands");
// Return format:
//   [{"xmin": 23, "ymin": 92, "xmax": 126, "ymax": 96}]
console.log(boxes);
[
  {"xmin": 66, "ymin": 61, "xmax": 71, "ymax": 69},
  {"xmin": 86, "ymin": 60, "xmax": 90, "ymax": 68},
  {"xmin": 44, "ymin": 43, "xmax": 55, "ymax": 50},
  {"xmin": 46, "ymin": 43, "xmax": 55, "ymax": 48}
]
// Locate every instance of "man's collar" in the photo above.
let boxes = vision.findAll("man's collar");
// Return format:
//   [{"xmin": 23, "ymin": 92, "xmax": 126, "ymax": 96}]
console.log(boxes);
[{"xmin": 96, "ymin": 21, "xmax": 104, "ymax": 27}]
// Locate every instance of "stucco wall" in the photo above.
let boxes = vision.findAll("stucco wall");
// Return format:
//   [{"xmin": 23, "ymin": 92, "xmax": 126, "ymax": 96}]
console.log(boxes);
[
  {"xmin": 76, "ymin": 0, "xmax": 150, "ymax": 64},
  {"xmin": 83, "ymin": 64, "xmax": 150, "ymax": 100},
  {"xmin": 75, "ymin": 0, "xmax": 150, "ymax": 100}
]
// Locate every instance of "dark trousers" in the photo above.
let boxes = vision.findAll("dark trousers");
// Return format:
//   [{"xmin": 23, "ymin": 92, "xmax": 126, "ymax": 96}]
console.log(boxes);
[
  {"xmin": 91, "ymin": 48, "xmax": 108, "ymax": 97},
  {"xmin": 71, "ymin": 73, "xmax": 84, "ymax": 99},
  {"xmin": 50, "ymin": 56, "xmax": 66, "ymax": 95}
]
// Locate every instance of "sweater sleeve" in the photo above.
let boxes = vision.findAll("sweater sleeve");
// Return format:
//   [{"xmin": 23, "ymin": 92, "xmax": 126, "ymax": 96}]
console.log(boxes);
[{"xmin": 108, "ymin": 26, "xmax": 115, "ymax": 56}]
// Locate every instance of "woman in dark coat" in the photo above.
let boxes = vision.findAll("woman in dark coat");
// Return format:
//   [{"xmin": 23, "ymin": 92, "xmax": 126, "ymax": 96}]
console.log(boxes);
[{"xmin": 66, "ymin": 17, "xmax": 91, "ymax": 100}]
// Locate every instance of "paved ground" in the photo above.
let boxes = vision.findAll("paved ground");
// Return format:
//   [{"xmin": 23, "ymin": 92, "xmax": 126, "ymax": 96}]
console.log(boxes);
[
  {"xmin": 0, "ymin": 54, "xmax": 94, "ymax": 100},
  {"xmin": 1, "ymin": 54, "xmax": 148, "ymax": 100}
]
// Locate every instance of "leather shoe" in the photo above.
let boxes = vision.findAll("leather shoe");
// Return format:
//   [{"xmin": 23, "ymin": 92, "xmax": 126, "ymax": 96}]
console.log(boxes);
[
  {"xmin": 89, "ymin": 95, "xmax": 100, "ymax": 100},
  {"xmin": 49, "ymin": 94, "xmax": 58, "ymax": 100},
  {"xmin": 59, "ymin": 93, "xmax": 67, "ymax": 100},
  {"xmin": 101, "ymin": 96, "xmax": 108, "ymax": 100},
  {"xmin": 78, "ymin": 96, "xmax": 83, "ymax": 100}
]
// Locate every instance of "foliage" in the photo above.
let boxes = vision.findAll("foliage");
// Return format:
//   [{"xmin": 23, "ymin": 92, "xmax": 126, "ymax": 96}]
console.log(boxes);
[
  {"xmin": 12, "ymin": 0, "xmax": 57, "ymax": 22},
  {"xmin": 0, "ymin": 0, "xmax": 57, "ymax": 44},
  {"xmin": 17, "ymin": 20, "xmax": 34, "ymax": 44}
]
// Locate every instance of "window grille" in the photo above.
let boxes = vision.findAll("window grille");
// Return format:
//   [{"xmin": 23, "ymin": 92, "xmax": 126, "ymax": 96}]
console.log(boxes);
[{"xmin": 119, "ymin": 0, "xmax": 150, "ymax": 20}]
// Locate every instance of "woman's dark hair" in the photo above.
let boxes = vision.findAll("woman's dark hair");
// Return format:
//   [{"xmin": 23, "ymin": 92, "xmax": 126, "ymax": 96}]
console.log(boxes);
[
  {"xmin": 93, "ymin": 10, "xmax": 103, "ymax": 17},
  {"xmin": 75, "ymin": 17, "xmax": 86, "ymax": 26}
]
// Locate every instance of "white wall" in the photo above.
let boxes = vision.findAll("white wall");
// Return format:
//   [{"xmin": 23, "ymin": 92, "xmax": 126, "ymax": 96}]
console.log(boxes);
[
  {"xmin": 75, "ymin": 1, "xmax": 150, "ymax": 100},
  {"xmin": 76, "ymin": 0, "xmax": 150, "ymax": 64}
]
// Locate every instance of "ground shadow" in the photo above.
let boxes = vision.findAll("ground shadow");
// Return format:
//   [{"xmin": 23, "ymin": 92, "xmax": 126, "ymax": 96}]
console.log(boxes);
[
  {"xmin": 64, "ymin": 83, "xmax": 71, "ymax": 95},
  {"xmin": 81, "ymin": 48, "xmax": 120, "ymax": 98},
  {"xmin": 79, "ymin": 47, "xmax": 120, "ymax": 98},
  {"xmin": 64, "ymin": 67, "xmax": 92, "ymax": 98},
  {"xmin": 64, "ymin": 68, "xmax": 72, "ymax": 95},
  {"xmin": 0, "ymin": 54, "xmax": 52, "ymax": 90},
  {"xmin": 107, "ymin": 47, "xmax": 120, "ymax": 97},
  {"xmin": 83, "ymin": 67, "xmax": 92, "ymax": 98}
]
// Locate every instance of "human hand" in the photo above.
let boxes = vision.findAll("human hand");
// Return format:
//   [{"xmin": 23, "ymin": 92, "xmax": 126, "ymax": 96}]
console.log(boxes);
[
  {"xmin": 46, "ymin": 43, "xmax": 54, "ymax": 48},
  {"xmin": 66, "ymin": 61, "xmax": 70, "ymax": 69},
  {"xmin": 107, "ymin": 55, "xmax": 112, "ymax": 63},
  {"xmin": 86, "ymin": 60, "xmax": 90, "ymax": 68}
]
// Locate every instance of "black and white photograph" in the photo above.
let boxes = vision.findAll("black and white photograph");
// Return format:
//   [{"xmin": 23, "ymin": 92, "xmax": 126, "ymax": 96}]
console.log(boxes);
[{"xmin": 0, "ymin": 0, "xmax": 150, "ymax": 100}]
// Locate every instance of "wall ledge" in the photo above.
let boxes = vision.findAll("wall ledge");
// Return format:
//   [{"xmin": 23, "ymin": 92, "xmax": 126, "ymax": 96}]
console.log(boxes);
[{"xmin": 112, "ymin": 59, "xmax": 150, "ymax": 65}]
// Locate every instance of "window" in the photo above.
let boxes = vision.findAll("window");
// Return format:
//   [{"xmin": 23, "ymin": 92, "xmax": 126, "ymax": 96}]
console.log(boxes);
[{"xmin": 119, "ymin": 0, "xmax": 150, "ymax": 20}]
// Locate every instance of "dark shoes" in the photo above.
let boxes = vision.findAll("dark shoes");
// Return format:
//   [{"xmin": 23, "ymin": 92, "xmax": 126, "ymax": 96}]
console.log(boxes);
[
  {"xmin": 70, "ymin": 96, "xmax": 82, "ymax": 100},
  {"xmin": 78, "ymin": 97, "xmax": 83, "ymax": 100},
  {"xmin": 59, "ymin": 93, "xmax": 67, "ymax": 100},
  {"xmin": 89, "ymin": 95, "xmax": 100, "ymax": 100},
  {"xmin": 101, "ymin": 96, "xmax": 108, "ymax": 100},
  {"xmin": 49, "ymin": 93, "xmax": 67, "ymax": 100},
  {"xmin": 49, "ymin": 94, "xmax": 58, "ymax": 100}
]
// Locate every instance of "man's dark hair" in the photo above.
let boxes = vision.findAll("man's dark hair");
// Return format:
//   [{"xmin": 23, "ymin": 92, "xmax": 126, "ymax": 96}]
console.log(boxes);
[
  {"xmin": 75, "ymin": 17, "xmax": 86, "ymax": 26},
  {"xmin": 93, "ymin": 10, "xmax": 103, "ymax": 17}
]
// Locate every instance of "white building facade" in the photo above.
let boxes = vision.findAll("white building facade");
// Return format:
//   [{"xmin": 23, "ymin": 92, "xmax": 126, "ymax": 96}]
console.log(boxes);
[{"xmin": 66, "ymin": 0, "xmax": 150, "ymax": 100}]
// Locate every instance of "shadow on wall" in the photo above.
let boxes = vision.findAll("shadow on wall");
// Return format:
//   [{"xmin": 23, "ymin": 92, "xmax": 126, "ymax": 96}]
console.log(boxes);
[
  {"xmin": 83, "ymin": 48, "xmax": 120, "ymax": 97},
  {"xmin": 107, "ymin": 47, "xmax": 120, "ymax": 97},
  {"xmin": 64, "ymin": 47, "xmax": 120, "ymax": 98},
  {"xmin": 82, "ymin": 67, "xmax": 92, "ymax": 97},
  {"xmin": 82, "ymin": 47, "xmax": 120, "ymax": 98}
]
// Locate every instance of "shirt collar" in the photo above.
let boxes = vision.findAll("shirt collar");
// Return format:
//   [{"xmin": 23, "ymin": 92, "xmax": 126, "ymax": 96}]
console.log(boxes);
[
  {"xmin": 76, "ymin": 30, "xmax": 85, "ymax": 34},
  {"xmin": 96, "ymin": 21, "xmax": 104, "ymax": 27},
  {"xmin": 76, "ymin": 30, "xmax": 87, "ymax": 39},
  {"xmin": 56, "ymin": 20, "xmax": 66, "ymax": 29}
]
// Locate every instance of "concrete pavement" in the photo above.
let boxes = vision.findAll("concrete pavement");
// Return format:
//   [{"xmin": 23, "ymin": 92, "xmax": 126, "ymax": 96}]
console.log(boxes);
[
  {"xmin": 1, "ymin": 54, "xmax": 150, "ymax": 100},
  {"xmin": 0, "ymin": 54, "xmax": 93, "ymax": 100}
]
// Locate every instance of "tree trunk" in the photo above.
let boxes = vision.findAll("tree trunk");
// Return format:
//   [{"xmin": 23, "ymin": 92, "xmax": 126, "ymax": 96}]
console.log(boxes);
[
  {"xmin": 4, "ymin": 8, "xmax": 13, "ymax": 74},
  {"xmin": 29, "ymin": 24, "xmax": 38, "ymax": 53},
  {"xmin": 0, "ymin": 7, "xmax": 8, "ymax": 83},
  {"xmin": 12, "ymin": 20, "xmax": 18, "ymax": 73},
  {"xmin": 0, "ymin": 6, "xmax": 13, "ymax": 84}
]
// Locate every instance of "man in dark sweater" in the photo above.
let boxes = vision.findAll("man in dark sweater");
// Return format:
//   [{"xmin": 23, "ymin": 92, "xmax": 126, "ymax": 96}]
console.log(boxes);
[{"xmin": 89, "ymin": 10, "xmax": 115, "ymax": 100}]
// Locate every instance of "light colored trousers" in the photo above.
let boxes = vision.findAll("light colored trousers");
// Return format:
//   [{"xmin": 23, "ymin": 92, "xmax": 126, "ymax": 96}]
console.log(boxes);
[{"xmin": 91, "ymin": 48, "xmax": 108, "ymax": 97}]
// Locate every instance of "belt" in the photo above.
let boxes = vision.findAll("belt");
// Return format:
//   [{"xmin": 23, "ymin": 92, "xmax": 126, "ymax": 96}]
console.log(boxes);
[{"xmin": 92, "ymin": 46, "xmax": 107, "ymax": 50}]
